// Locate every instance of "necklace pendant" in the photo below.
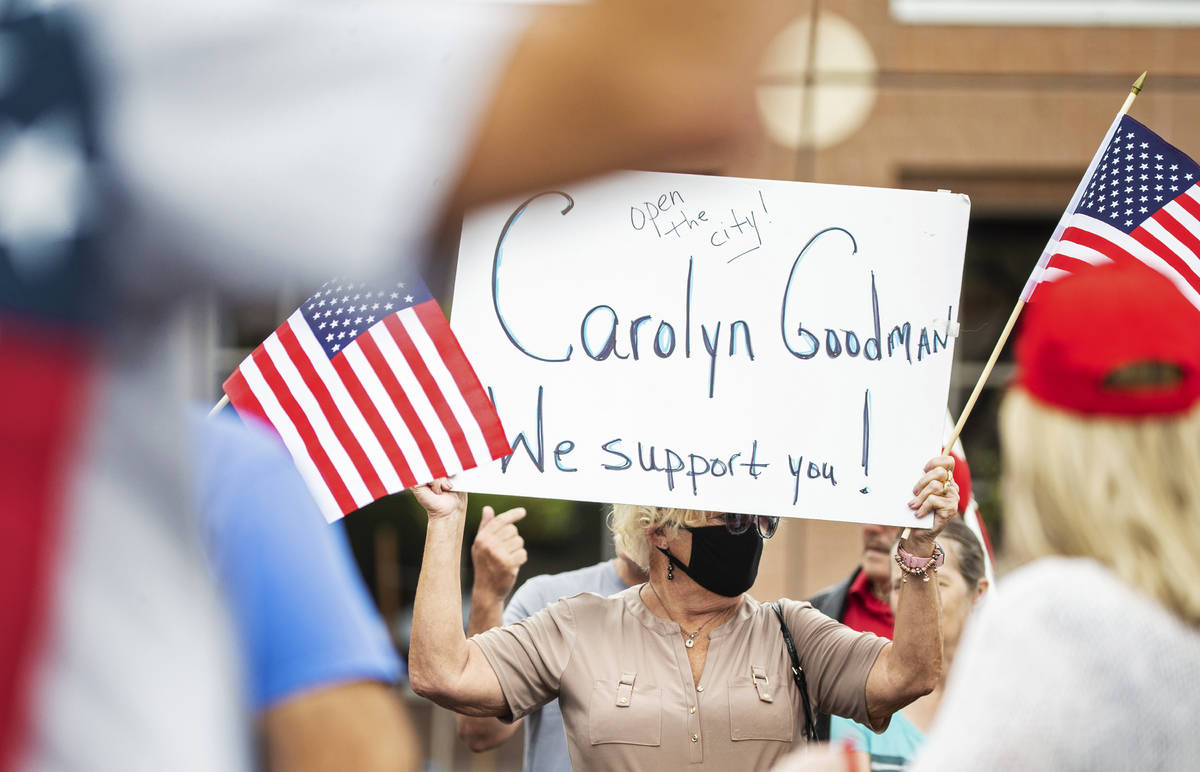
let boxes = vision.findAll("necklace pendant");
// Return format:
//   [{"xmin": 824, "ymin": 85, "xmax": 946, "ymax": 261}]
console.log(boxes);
[{"xmin": 685, "ymin": 638, "xmax": 695, "ymax": 648}]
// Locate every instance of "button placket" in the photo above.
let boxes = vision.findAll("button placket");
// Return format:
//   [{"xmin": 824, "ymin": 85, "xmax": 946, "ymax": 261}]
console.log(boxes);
[
  {"xmin": 674, "ymin": 639, "xmax": 705, "ymax": 763},
  {"xmin": 687, "ymin": 678, "xmax": 705, "ymax": 762}
]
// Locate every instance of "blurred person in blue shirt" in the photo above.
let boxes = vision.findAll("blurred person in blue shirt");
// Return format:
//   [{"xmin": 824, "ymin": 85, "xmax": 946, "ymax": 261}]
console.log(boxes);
[{"xmin": 197, "ymin": 409, "xmax": 417, "ymax": 771}]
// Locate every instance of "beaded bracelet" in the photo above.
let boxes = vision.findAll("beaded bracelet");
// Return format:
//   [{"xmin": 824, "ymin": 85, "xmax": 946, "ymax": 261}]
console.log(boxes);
[{"xmin": 894, "ymin": 543, "xmax": 945, "ymax": 583}]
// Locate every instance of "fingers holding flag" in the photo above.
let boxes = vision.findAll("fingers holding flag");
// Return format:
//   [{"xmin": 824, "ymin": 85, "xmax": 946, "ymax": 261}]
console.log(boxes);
[{"xmin": 411, "ymin": 477, "xmax": 466, "ymax": 521}]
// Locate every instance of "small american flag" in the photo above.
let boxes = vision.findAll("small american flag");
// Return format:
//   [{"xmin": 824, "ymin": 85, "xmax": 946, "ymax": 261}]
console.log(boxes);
[
  {"xmin": 1023, "ymin": 115, "xmax": 1200, "ymax": 308},
  {"xmin": 223, "ymin": 276, "xmax": 510, "ymax": 521}
]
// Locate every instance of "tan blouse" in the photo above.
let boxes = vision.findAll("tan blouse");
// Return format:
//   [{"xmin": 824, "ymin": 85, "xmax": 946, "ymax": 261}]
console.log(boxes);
[{"xmin": 471, "ymin": 585, "xmax": 888, "ymax": 771}]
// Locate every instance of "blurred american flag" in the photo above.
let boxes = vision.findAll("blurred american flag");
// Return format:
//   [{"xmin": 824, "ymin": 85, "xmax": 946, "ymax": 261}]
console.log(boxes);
[{"xmin": 224, "ymin": 276, "xmax": 510, "ymax": 521}]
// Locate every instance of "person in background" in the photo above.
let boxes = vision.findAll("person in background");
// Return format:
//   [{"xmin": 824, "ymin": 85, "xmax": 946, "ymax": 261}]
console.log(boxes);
[
  {"xmin": 198, "ymin": 410, "xmax": 418, "ymax": 772},
  {"xmin": 810, "ymin": 522, "xmax": 903, "ymax": 639},
  {"xmin": 830, "ymin": 520, "xmax": 988, "ymax": 771},
  {"xmin": 808, "ymin": 456, "xmax": 974, "ymax": 740},
  {"xmin": 456, "ymin": 508, "xmax": 648, "ymax": 771},
  {"xmin": 810, "ymin": 458, "xmax": 974, "ymax": 638},
  {"xmin": 911, "ymin": 262, "xmax": 1200, "ymax": 769}
]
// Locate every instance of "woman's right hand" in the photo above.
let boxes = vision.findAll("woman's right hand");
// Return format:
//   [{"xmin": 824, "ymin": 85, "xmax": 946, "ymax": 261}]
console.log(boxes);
[
  {"xmin": 409, "ymin": 475, "xmax": 508, "ymax": 718},
  {"xmin": 411, "ymin": 477, "xmax": 467, "ymax": 521}
]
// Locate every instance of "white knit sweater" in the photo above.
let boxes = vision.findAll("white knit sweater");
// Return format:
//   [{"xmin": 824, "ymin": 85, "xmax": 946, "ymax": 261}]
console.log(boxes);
[{"xmin": 911, "ymin": 557, "xmax": 1200, "ymax": 771}]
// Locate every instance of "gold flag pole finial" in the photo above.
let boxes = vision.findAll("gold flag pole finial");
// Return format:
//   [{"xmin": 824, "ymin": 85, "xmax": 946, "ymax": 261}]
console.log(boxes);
[{"xmin": 1132, "ymin": 71, "xmax": 1148, "ymax": 95}]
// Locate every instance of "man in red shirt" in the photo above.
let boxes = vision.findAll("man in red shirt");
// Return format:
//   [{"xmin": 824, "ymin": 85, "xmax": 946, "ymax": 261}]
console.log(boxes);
[{"xmin": 836, "ymin": 523, "xmax": 904, "ymax": 638}]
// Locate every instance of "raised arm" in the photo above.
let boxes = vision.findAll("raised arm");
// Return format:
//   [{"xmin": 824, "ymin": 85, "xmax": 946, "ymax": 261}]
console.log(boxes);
[
  {"xmin": 863, "ymin": 456, "xmax": 959, "ymax": 727},
  {"xmin": 456, "ymin": 506, "xmax": 528, "ymax": 751},
  {"xmin": 408, "ymin": 480, "xmax": 509, "ymax": 717}
]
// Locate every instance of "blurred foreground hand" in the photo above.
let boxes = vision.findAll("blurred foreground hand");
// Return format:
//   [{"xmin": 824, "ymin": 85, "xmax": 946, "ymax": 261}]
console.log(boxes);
[{"xmin": 770, "ymin": 740, "xmax": 863, "ymax": 772}]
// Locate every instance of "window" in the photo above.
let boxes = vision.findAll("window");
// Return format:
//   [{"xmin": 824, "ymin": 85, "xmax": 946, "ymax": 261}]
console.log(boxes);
[{"xmin": 891, "ymin": 0, "xmax": 1200, "ymax": 26}]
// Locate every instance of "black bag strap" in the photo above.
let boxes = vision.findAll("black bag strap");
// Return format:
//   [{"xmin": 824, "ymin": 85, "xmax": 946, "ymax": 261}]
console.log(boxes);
[{"xmin": 772, "ymin": 601, "xmax": 818, "ymax": 743}]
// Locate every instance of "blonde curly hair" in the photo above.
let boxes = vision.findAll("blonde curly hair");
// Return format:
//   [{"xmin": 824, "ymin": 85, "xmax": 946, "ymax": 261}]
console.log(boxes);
[
  {"xmin": 1001, "ymin": 389, "xmax": 1200, "ymax": 627},
  {"xmin": 608, "ymin": 504, "xmax": 715, "ymax": 569}
]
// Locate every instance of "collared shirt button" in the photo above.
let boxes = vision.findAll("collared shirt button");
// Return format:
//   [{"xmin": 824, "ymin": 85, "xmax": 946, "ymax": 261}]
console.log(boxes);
[
  {"xmin": 689, "ymin": 706, "xmax": 696, "ymax": 714},
  {"xmin": 696, "ymin": 684, "xmax": 704, "ymax": 692},
  {"xmin": 691, "ymin": 734, "xmax": 699, "ymax": 743}
]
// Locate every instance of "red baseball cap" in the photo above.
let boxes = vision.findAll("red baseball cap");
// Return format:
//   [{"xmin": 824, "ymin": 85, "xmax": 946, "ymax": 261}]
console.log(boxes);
[{"xmin": 1016, "ymin": 262, "xmax": 1200, "ymax": 417}]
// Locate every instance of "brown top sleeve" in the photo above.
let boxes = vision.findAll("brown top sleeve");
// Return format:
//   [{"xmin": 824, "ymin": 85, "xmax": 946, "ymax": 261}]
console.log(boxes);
[
  {"xmin": 469, "ymin": 596, "xmax": 578, "ymax": 722},
  {"xmin": 779, "ymin": 598, "xmax": 888, "ymax": 728}
]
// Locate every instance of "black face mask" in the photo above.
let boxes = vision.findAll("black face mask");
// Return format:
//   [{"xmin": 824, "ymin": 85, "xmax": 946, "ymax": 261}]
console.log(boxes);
[{"xmin": 659, "ymin": 525, "xmax": 762, "ymax": 597}]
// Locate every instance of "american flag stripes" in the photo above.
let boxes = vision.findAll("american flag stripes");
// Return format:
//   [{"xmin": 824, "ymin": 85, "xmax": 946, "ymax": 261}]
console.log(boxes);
[
  {"xmin": 224, "ymin": 277, "xmax": 510, "ymax": 522},
  {"xmin": 1023, "ymin": 115, "xmax": 1200, "ymax": 309}
]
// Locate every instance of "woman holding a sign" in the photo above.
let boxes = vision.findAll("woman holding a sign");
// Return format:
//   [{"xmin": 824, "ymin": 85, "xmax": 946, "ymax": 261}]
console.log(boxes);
[{"xmin": 408, "ymin": 455, "xmax": 959, "ymax": 770}]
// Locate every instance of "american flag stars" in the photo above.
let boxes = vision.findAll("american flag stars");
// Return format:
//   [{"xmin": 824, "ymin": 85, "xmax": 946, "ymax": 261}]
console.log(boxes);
[
  {"xmin": 1078, "ymin": 117, "xmax": 1200, "ymax": 234},
  {"xmin": 298, "ymin": 279, "xmax": 425, "ymax": 359}
]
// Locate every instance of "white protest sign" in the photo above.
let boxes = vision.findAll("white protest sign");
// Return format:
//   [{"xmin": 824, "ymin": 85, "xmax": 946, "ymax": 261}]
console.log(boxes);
[{"xmin": 450, "ymin": 171, "xmax": 969, "ymax": 526}]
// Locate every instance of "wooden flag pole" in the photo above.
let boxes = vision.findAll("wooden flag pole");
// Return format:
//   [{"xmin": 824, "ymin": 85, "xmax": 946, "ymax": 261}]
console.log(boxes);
[
  {"xmin": 941, "ymin": 71, "xmax": 1147, "ymax": 453},
  {"xmin": 900, "ymin": 73, "xmax": 1148, "ymax": 542},
  {"xmin": 208, "ymin": 394, "xmax": 230, "ymax": 419},
  {"xmin": 943, "ymin": 300, "xmax": 1024, "ymax": 452}
]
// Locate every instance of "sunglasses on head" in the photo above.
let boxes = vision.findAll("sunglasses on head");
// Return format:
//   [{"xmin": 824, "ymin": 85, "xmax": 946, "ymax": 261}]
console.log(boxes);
[{"xmin": 690, "ymin": 513, "xmax": 779, "ymax": 539}]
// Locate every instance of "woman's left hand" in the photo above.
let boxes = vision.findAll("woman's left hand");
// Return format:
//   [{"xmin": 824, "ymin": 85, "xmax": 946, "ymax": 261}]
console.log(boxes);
[{"xmin": 906, "ymin": 454, "xmax": 960, "ymax": 546}]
